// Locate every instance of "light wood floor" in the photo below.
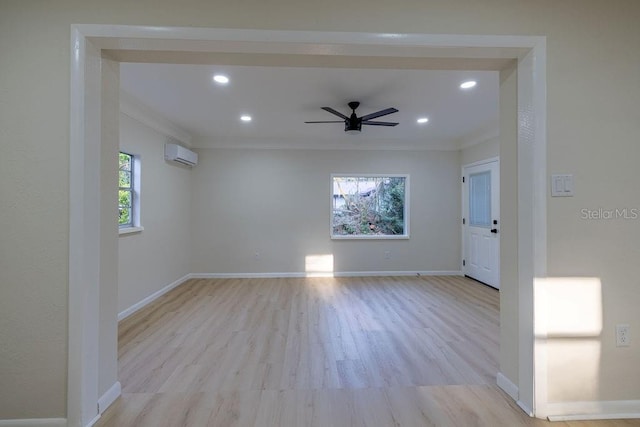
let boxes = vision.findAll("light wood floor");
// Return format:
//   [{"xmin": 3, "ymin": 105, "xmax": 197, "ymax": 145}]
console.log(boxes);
[{"xmin": 97, "ymin": 276, "xmax": 639, "ymax": 426}]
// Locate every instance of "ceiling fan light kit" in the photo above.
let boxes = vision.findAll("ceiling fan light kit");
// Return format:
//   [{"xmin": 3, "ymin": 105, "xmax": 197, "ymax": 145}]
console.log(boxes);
[
  {"xmin": 305, "ymin": 101, "xmax": 399, "ymax": 134},
  {"xmin": 345, "ymin": 118, "xmax": 362, "ymax": 134}
]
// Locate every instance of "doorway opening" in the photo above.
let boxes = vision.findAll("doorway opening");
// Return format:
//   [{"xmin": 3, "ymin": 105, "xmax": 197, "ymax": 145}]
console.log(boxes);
[{"xmin": 69, "ymin": 26, "xmax": 546, "ymax": 427}]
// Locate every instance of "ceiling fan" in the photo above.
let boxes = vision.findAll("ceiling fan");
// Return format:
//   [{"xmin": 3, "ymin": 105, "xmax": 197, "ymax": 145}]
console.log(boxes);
[{"xmin": 305, "ymin": 101, "xmax": 399, "ymax": 134}]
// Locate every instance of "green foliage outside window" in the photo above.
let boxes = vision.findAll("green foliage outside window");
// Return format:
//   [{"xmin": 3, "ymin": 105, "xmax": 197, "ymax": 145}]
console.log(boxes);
[
  {"xmin": 332, "ymin": 175, "xmax": 407, "ymax": 237},
  {"xmin": 119, "ymin": 152, "xmax": 133, "ymax": 226}
]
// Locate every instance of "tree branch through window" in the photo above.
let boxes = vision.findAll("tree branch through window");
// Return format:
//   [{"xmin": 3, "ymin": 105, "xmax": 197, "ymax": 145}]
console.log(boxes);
[{"xmin": 331, "ymin": 175, "xmax": 408, "ymax": 239}]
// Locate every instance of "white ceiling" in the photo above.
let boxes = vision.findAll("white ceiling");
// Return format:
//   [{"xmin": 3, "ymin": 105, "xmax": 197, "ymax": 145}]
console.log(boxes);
[{"xmin": 120, "ymin": 63, "xmax": 498, "ymax": 151}]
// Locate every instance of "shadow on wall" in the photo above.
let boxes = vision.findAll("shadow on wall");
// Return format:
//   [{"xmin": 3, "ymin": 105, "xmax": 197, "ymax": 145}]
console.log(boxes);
[{"xmin": 535, "ymin": 277, "xmax": 603, "ymax": 402}]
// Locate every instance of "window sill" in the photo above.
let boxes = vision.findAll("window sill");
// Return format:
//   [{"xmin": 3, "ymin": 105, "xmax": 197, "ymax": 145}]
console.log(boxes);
[
  {"xmin": 119, "ymin": 226, "xmax": 144, "ymax": 235},
  {"xmin": 331, "ymin": 234, "xmax": 410, "ymax": 240}
]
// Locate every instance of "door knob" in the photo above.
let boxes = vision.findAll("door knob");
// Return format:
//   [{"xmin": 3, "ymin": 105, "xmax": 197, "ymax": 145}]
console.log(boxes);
[{"xmin": 490, "ymin": 228, "xmax": 498, "ymax": 234}]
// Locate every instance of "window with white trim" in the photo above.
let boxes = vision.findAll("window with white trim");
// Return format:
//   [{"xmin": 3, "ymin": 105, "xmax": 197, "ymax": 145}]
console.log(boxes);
[
  {"xmin": 331, "ymin": 174, "xmax": 409, "ymax": 239},
  {"xmin": 119, "ymin": 152, "xmax": 140, "ymax": 229}
]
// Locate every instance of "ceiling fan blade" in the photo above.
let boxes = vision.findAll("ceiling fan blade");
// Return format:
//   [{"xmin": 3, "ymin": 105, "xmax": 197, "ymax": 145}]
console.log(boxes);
[
  {"xmin": 361, "ymin": 121, "xmax": 399, "ymax": 127},
  {"xmin": 359, "ymin": 107, "xmax": 398, "ymax": 121},
  {"xmin": 304, "ymin": 120, "xmax": 345, "ymax": 123},
  {"xmin": 321, "ymin": 107, "xmax": 349, "ymax": 120}
]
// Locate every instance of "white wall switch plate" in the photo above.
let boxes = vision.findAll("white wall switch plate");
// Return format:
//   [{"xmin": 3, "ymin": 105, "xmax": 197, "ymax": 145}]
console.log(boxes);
[{"xmin": 551, "ymin": 174, "xmax": 574, "ymax": 197}]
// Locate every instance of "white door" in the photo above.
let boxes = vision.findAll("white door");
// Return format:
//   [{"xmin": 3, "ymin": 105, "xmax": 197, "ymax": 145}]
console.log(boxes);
[{"xmin": 463, "ymin": 159, "xmax": 500, "ymax": 289}]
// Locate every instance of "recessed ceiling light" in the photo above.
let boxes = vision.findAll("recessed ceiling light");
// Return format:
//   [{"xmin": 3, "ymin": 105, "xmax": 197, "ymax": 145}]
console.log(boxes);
[
  {"xmin": 240, "ymin": 115, "xmax": 252, "ymax": 122},
  {"xmin": 417, "ymin": 117, "xmax": 429, "ymax": 124},
  {"xmin": 460, "ymin": 80, "xmax": 477, "ymax": 89},
  {"xmin": 213, "ymin": 74, "xmax": 229, "ymax": 84}
]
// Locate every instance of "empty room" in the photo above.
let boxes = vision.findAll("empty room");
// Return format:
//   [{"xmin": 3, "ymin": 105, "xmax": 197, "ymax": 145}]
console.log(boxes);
[
  {"xmin": 107, "ymin": 62, "xmax": 508, "ymax": 425},
  {"xmin": 2, "ymin": 2, "xmax": 640, "ymax": 427}
]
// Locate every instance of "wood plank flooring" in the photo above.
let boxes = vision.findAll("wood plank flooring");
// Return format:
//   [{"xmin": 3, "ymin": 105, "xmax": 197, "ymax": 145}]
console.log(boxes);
[{"xmin": 96, "ymin": 276, "xmax": 640, "ymax": 426}]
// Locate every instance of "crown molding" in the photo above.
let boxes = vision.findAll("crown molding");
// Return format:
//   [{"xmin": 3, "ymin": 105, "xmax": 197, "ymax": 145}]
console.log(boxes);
[
  {"xmin": 120, "ymin": 90, "xmax": 192, "ymax": 146},
  {"xmin": 458, "ymin": 120, "xmax": 500, "ymax": 150}
]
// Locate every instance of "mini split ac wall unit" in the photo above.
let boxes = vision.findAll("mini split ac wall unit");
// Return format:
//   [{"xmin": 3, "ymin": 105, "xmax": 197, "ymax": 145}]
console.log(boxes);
[{"xmin": 165, "ymin": 143, "xmax": 198, "ymax": 167}]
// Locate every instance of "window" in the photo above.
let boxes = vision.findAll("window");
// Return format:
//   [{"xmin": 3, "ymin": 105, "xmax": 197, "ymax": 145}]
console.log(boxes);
[
  {"xmin": 119, "ymin": 152, "xmax": 141, "ymax": 232},
  {"xmin": 469, "ymin": 171, "xmax": 491, "ymax": 227},
  {"xmin": 119, "ymin": 152, "xmax": 134, "ymax": 227},
  {"xmin": 331, "ymin": 174, "xmax": 409, "ymax": 239}
]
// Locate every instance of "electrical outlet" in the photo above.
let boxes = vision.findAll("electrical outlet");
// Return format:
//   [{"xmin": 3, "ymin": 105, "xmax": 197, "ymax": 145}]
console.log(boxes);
[
  {"xmin": 384, "ymin": 250, "xmax": 391, "ymax": 260},
  {"xmin": 616, "ymin": 324, "xmax": 630, "ymax": 347},
  {"xmin": 254, "ymin": 251, "xmax": 260, "ymax": 260}
]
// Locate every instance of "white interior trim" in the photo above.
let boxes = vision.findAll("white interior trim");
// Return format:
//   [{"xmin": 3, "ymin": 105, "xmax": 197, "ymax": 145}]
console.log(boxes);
[
  {"xmin": 118, "ymin": 226, "xmax": 144, "ymax": 235},
  {"xmin": 97, "ymin": 381, "xmax": 121, "ymax": 415},
  {"xmin": 120, "ymin": 91, "xmax": 192, "ymax": 146},
  {"xmin": 192, "ymin": 272, "xmax": 307, "ymax": 279},
  {"xmin": 513, "ymin": 43, "xmax": 547, "ymax": 415},
  {"xmin": 497, "ymin": 372, "xmax": 519, "ymax": 402},
  {"xmin": 69, "ymin": 25, "xmax": 546, "ymax": 425},
  {"xmin": 336, "ymin": 270, "xmax": 462, "ymax": 277},
  {"xmin": 85, "ymin": 414, "xmax": 100, "ymax": 427},
  {"xmin": 191, "ymin": 271, "xmax": 462, "ymax": 279},
  {"xmin": 330, "ymin": 173, "xmax": 410, "ymax": 240},
  {"xmin": 458, "ymin": 122, "xmax": 500, "ymax": 150},
  {"xmin": 69, "ymin": 26, "xmax": 102, "ymax": 427},
  {"xmin": 0, "ymin": 420, "xmax": 67, "ymax": 427},
  {"xmin": 533, "ymin": 276, "xmax": 550, "ymax": 418},
  {"xmin": 521, "ymin": 42, "xmax": 548, "ymax": 416},
  {"xmin": 518, "ymin": 401, "xmax": 535, "ymax": 418},
  {"xmin": 462, "ymin": 156, "xmax": 500, "ymax": 169},
  {"xmin": 118, "ymin": 274, "xmax": 192, "ymax": 321},
  {"xmin": 532, "ymin": 44, "xmax": 549, "ymax": 418},
  {"xmin": 545, "ymin": 400, "xmax": 640, "ymax": 422},
  {"xmin": 497, "ymin": 371, "xmax": 536, "ymax": 418}
]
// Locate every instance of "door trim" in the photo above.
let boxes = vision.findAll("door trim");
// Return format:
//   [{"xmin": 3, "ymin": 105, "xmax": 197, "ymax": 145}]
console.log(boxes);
[{"xmin": 462, "ymin": 157, "xmax": 500, "ymax": 288}]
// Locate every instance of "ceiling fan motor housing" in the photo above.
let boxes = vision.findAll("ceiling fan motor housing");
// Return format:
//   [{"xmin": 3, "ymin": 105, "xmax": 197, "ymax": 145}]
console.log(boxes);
[
  {"xmin": 345, "ymin": 115, "xmax": 362, "ymax": 132},
  {"xmin": 304, "ymin": 101, "xmax": 398, "ymax": 134}
]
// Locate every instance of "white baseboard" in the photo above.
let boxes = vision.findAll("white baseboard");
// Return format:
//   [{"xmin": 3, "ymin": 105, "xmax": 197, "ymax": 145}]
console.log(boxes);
[
  {"xmin": 496, "ymin": 372, "xmax": 519, "ymax": 402},
  {"xmin": 544, "ymin": 400, "xmax": 640, "ymax": 421},
  {"xmin": 191, "ymin": 270, "xmax": 462, "ymax": 279},
  {"xmin": 0, "ymin": 419, "xmax": 66, "ymax": 427},
  {"xmin": 192, "ymin": 272, "xmax": 305, "ymax": 279},
  {"xmin": 85, "ymin": 414, "xmax": 101, "ymax": 427},
  {"xmin": 336, "ymin": 270, "xmax": 462, "ymax": 277},
  {"xmin": 98, "ymin": 381, "xmax": 121, "ymax": 414},
  {"xmin": 518, "ymin": 400, "xmax": 534, "ymax": 417},
  {"xmin": 496, "ymin": 372, "xmax": 533, "ymax": 417},
  {"xmin": 118, "ymin": 274, "xmax": 192, "ymax": 321}
]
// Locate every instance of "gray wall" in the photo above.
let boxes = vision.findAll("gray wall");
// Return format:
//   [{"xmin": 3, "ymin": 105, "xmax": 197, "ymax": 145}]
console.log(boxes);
[
  {"xmin": 190, "ymin": 148, "xmax": 461, "ymax": 275},
  {"xmin": 118, "ymin": 114, "xmax": 193, "ymax": 314}
]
